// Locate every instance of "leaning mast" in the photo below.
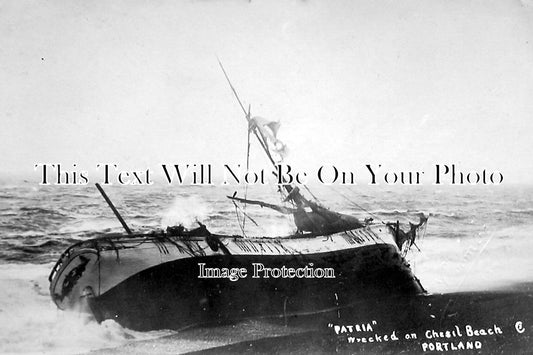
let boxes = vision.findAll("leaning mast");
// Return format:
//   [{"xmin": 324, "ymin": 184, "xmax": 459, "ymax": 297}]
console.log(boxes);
[{"xmin": 217, "ymin": 59, "xmax": 303, "ymax": 205}]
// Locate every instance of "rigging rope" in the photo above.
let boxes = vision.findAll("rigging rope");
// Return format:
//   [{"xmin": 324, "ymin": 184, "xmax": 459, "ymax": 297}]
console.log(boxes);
[
  {"xmin": 233, "ymin": 201, "xmax": 247, "ymax": 238},
  {"xmin": 331, "ymin": 187, "xmax": 387, "ymax": 225},
  {"xmin": 233, "ymin": 200, "xmax": 259, "ymax": 228},
  {"xmin": 303, "ymin": 184, "xmax": 320, "ymax": 203}
]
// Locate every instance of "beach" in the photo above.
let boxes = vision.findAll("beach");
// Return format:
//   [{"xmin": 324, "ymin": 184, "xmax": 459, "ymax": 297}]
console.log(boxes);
[{"xmin": 86, "ymin": 283, "xmax": 532, "ymax": 354}]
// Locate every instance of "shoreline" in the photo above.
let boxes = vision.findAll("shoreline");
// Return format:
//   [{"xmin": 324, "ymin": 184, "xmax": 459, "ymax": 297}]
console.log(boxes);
[{"xmin": 88, "ymin": 282, "xmax": 532, "ymax": 354}]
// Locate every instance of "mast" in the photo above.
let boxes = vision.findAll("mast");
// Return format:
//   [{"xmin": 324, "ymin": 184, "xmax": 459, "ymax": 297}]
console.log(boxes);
[
  {"xmin": 95, "ymin": 183, "xmax": 133, "ymax": 235},
  {"xmin": 242, "ymin": 104, "xmax": 251, "ymax": 231},
  {"xmin": 217, "ymin": 58, "xmax": 275, "ymax": 164},
  {"xmin": 217, "ymin": 58, "xmax": 303, "ymax": 205},
  {"xmin": 217, "ymin": 60, "xmax": 428, "ymax": 238},
  {"xmin": 217, "ymin": 60, "xmax": 367, "ymax": 234}
]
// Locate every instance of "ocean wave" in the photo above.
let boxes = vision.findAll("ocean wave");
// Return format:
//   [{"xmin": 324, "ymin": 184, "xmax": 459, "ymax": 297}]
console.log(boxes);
[
  {"xmin": 17, "ymin": 207, "xmax": 73, "ymax": 223},
  {"xmin": 362, "ymin": 209, "xmax": 463, "ymax": 221},
  {"xmin": 0, "ymin": 263, "xmax": 174, "ymax": 354},
  {"xmin": 508, "ymin": 208, "xmax": 533, "ymax": 215},
  {"xmin": 427, "ymin": 212, "xmax": 468, "ymax": 220},
  {"xmin": 1, "ymin": 184, "xmax": 532, "ymax": 265}
]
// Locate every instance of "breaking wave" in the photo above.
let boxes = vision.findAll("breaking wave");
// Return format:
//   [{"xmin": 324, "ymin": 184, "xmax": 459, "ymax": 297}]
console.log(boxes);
[
  {"xmin": 0, "ymin": 263, "xmax": 173, "ymax": 354},
  {"xmin": 161, "ymin": 195, "xmax": 213, "ymax": 229}
]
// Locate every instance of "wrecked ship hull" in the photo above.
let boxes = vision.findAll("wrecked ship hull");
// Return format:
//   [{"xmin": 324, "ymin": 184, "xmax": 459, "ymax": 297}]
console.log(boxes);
[{"xmin": 49, "ymin": 224, "xmax": 424, "ymax": 331}]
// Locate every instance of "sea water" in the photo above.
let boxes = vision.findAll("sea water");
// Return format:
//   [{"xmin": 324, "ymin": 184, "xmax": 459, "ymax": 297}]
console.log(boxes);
[{"xmin": 1, "ymin": 181, "xmax": 532, "ymax": 354}]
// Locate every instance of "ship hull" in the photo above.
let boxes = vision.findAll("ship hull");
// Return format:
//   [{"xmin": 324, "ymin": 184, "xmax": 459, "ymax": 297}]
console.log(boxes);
[{"xmin": 49, "ymin": 225, "xmax": 424, "ymax": 331}]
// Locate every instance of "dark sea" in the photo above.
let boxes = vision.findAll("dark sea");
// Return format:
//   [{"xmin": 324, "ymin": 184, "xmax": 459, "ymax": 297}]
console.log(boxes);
[{"xmin": 1, "ymin": 181, "xmax": 532, "ymax": 354}]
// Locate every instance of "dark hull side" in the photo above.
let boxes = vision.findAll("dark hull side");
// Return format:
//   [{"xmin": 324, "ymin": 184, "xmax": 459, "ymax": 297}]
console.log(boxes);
[{"xmin": 88, "ymin": 243, "xmax": 423, "ymax": 331}]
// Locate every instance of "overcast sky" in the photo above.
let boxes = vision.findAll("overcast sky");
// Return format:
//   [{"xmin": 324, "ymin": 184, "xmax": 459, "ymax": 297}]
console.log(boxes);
[{"xmin": 1, "ymin": 0, "xmax": 532, "ymax": 184}]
